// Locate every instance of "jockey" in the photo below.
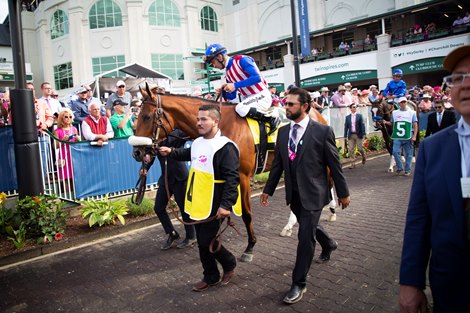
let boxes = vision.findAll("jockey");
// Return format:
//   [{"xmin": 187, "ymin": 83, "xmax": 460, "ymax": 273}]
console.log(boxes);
[
  {"xmin": 204, "ymin": 43, "xmax": 280, "ymax": 134},
  {"xmin": 382, "ymin": 68, "xmax": 407, "ymax": 106}
]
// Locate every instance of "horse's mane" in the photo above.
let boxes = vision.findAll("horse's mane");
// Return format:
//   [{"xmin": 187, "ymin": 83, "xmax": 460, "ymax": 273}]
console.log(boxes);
[{"xmin": 163, "ymin": 93, "xmax": 233, "ymax": 106}]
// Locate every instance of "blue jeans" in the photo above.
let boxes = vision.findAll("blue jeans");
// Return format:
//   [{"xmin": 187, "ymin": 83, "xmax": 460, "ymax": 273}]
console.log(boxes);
[{"xmin": 392, "ymin": 139, "xmax": 414, "ymax": 173}]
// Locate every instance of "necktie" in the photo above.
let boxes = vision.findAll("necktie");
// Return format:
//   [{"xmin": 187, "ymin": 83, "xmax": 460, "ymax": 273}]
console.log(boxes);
[
  {"xmin": 289, "ymin": 124, "xmax": 299, "ymax": 160},
  {"xmin": 437, "ymin": 112, "xmax": 442, "ymax": 127}
]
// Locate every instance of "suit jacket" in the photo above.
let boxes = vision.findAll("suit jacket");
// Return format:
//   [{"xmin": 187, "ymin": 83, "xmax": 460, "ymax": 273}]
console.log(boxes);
[
  {"xmin": 317, "ymin": 95, "xmax": 331, "ymax": 107},
  {"xmin": 424, "ymin": 110, "xmax": 456, "ymax": 137},
  {"xmin": 400, "ymin": 125, "xmax": 470, "ymax": 308},
  {"xmin": 344, "ymin": 113, "xmax": 366, "ymax": 139},
  {"xmin": 263, "ymin": 119, "xmax": 349, "ymax": 211}
]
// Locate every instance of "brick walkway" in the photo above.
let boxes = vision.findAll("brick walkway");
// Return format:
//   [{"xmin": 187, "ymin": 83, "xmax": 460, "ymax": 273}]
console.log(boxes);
[{"xmin": 0, "ymin": 154, "xmax": 412, "ymax": 313}]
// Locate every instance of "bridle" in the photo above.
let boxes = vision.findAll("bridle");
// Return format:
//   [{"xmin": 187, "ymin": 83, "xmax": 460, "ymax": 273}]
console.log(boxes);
[{"xmin": 141, "ymin": 94, "xmax": 175, "ymax": 151}]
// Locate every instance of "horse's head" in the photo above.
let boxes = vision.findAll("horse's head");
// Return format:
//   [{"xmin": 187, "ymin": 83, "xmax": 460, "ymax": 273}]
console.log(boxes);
[{"xmin": 128, "ymin": 82, "xmax": 174, "ymax": 163}]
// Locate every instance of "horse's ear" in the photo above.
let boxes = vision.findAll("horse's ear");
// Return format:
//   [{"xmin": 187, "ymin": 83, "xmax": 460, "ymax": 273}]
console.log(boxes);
[
  {"xmin": 139, "ymin": 85, "xmax": 148, "ymax": 99},
  {"xmin": 145, "ymin": 82, "xmax": 153, "ymax": 99}
]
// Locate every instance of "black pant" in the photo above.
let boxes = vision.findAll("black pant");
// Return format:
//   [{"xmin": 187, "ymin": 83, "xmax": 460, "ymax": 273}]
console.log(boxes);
[
  {"xmin": 195, "ymin": 219, "xmax": 237, "ymax": 284},
  {"xmin": 154, "ymin": 181, "xmax": 195, "ymax": 239},
  {"xmin": 290, "ymin": 192, "xmax": 335, "ymax": 288}
]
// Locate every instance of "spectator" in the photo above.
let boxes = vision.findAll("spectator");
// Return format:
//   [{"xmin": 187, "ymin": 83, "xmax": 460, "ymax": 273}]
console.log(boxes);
[
  {"xmin": 50, "ymin": 89, "xmax": 66, "ymax": 108},
  {"xmin": 433, "ymin": 86, "xmax": 443, "ymax": 99},
  {"xmin": 364, "ymin": 34, "xmax": 373, "ymax": 45},
  {"xmin": 368, "ymin": 85, "xmax": 381, "ymax": 105},
  {"xmin": 39, "ymin": 82, "xmax": 62, "ymax": 119},
  {"xmin": 351, "ymin": 88, "xmax": 359, "ymax": 105},
  {"xmin": 110, "ymin": 99, "xmax": 134, "ymax": 138},
  {"xmin": 106, "ymin": 80, "xmax": 132, "ymax": 117},
  {"xmin": 81, "ymin": 102, "xmax": 114, "ymax": 145},
  {"xmin": 311, "ymin": 48, "xmax": 318, "ymax": 56},
  {"xmin": 344, "ymin": 104, "xmax": 367, "ymax": 168},
  {"xmin": 413, "ymin": 24, "xmax": 423, "ymax": 35},
  {"xmin": 70, "ymin": 87, "xmax": 92, "ymax": 123},
  {"xmin": 399, "ymin": 44, "xmax": 470, "ymax": 312},
  {"xmin": 267, "ymin": 56, "xmax": 273, "ymax": 65},
  {"xmin": 83, "ymin": 84, "xmax": 104, "ymax": 115},
  {"xmin": 464, "ymin": 11, "xmax": 470, "ymax": 24},
  {"xmin": 32, "ymin": 83, "xmax": 54, "ymax": 131},
  {"xmin": 418, "ymin": 94, "xmax": 433, "ymax": 112},
  {"xmin": 425, "ymin": 22, "xmax": 437, "ymax": 34},
  {"xmin": 331, "ymin": 85, "xmax": 349, "ymax": 108},
  {"xmin": 53, "ymin": 109, "xmax": 80, "ymax": 191},
  {"xmin": 316, "ymin": 87, "xmax": 331, "ymax": 108},
  {"xmin": 358, "ymin": 89, "xmax": 371, "ymax": 106},
  {"xmin": 452, "ymin": 15, "xmax": 464, "ymax": 27},
  {"xmin": 344, "ymin": 82, "xmax": 353, "ymax": 94},
  {"xmin": 409, "ymin": 87, "xmax": 421, "ymax": 104},
  {"xmin": 424, "ymin": 99, "xmax": 456, "ymax": 137},
  {"xmin": 383, "ymin": 68, "xmax": 407, "ymax": 103}
]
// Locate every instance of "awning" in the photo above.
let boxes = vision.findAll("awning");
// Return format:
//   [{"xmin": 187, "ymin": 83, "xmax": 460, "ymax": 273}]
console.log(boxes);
[{"xmin": 96, "ymin": 63, "xmax": 171, "ymax": 80}]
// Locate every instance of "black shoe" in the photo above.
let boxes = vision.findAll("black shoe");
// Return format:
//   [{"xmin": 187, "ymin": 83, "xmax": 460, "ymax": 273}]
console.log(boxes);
[
  {"xmin": 176, "ymin": 238, "xmax": 197, "ymax": 249},
  {"xmin": 316, "ymin": 241, "xmax": 338, "ymax": 264},
  {"xmin": 267, "ymin": 116, "xmax": 280, "ymax": 135},
  {"xmin": 283, "ymin": 285, "xmax": 307, "ymax": 304},
  {"xmin": 161, "ymin": 231, "xmax": 180, "ymax": 250}
]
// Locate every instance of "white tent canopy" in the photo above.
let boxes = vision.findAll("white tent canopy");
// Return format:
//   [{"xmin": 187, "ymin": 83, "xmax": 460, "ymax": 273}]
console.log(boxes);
[{"xmin": 91, "ymin": 63, "xmax": 172, "ymax": 99}]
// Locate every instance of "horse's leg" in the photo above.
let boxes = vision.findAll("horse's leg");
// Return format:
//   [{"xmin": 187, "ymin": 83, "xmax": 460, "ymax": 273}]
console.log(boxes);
[{"xmin": 240, "ymin": 173, "xmax": 256, "ymax": 263}]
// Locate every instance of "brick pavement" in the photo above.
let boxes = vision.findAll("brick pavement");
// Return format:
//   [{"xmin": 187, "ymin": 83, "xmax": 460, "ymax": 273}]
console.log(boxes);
[{"xmin": 0, "ymin": 154, "xmax": 413, "ymax": 313}]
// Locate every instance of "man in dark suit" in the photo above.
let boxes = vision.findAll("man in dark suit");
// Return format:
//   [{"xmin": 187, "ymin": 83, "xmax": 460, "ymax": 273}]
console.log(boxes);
[
  {"xmin": 424, "ymin": 99, "xmax": 457, "ymax": 137},
  {"xmin": 260, "ymin": 87, "xmax": 350, "ymax": 304},
  {"xmin": 316, "ymin": 87, "xmax": 331, "ymax": 108},
  {"xmin": 344, "ymin": 104, "xmax": 367, "ymax": 168},
  {"xmin": 399, "ymin": 45, "xmax": 470, "ymax": 312}
]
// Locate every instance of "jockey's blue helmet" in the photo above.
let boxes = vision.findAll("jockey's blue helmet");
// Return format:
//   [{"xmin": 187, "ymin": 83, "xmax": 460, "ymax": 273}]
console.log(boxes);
[
  {"xmin": 393, "ymin": 68, "xmax": 403, "ymax": 76},
  {"xmin": 204, "ymin": 44, "xmax": 227, "ymax": 64}
]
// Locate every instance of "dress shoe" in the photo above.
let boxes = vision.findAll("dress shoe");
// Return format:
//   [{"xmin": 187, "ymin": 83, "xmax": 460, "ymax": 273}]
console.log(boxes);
[
  {"xmin": 316, "ymin": 241, "xmax": 338, "ymax": 264},
  {"xmin": 221, "ymin": 270, "xmax": 235, "ymax": 285},
  {"xmin": 283, "ymin": 285, "xmax": 307, "ymax": 304},
  {"xmin": 176, "ymin": 238, "xmax": 196, "ymax": 249},
  {"xmin": 161, "ymin": 231, "xmax": 180, "ymax": 250},
  {"xmin": 280, "ymin": 226, "xmax": 293, "ymax": 237},
  {"xmin": 192, "ymin": 280, "xmax": 220, "ymax": 292}
]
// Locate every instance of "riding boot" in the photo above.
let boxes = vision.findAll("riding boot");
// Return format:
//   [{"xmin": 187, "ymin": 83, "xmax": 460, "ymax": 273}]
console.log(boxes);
[{"xmin": 246, "ymin": 107, "xmax": 280, "ymax": 135}]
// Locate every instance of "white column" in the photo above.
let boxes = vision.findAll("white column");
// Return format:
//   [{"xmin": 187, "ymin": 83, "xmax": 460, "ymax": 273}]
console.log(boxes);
[
  {"xmin": 68, "ymin": 4, "xmax": 90, "ymax": 86},
  {"xmin": 126, "ymin": 1, "xmax": 146, "ymax": 64},
  {"xmin": 376, "ymin": 33, "xmax": 392, "ymax": 91}
]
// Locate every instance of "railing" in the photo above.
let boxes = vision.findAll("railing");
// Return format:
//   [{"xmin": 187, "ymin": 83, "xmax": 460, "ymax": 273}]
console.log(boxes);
[
  {"xmin": 1, "ymin": 127, "xmax": 161, "ymax": 202},
  {"xmin": 390, "ymin": 24, "xmax": 469, "ymax": 47}
]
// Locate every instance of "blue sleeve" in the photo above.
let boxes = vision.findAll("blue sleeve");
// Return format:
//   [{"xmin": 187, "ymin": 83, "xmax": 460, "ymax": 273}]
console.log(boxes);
[
  {"xmin": 395, "ymin": 81, "xmax": 407, "ymax": 97},
  {"xmin": 233, "ymin": 56, "xmax": 262, "ymax": 90},
  {"xmin": 382, "ymin": 83, "xmax": 391, "ymax": 96}
]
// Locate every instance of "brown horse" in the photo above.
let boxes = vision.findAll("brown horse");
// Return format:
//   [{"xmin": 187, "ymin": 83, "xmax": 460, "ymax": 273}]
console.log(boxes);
[{"xmin": 130, "ymin": 83, "xmax": 327, "ymax": 262}]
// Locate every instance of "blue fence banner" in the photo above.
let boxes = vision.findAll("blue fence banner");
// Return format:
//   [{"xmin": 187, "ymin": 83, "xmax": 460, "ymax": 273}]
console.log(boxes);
[
  {"xmin": 297, "ymin": 0, "xmax": 311, "ymax": 57},
  {"xmin": 0, "ymin": 127, "xmax": 18, "ymax": 192},
  {"xmin": 70, "ymin": 139, "xmax": 161, "ymax": 199}
]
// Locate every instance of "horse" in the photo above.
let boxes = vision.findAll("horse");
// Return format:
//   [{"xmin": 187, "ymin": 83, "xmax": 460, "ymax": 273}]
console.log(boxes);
[
  {"xmin": 129, "ymin": 83, "xmax": 328, "ymax": 262},
  {"xmin": 371, "ymin": 98, "xmax": 419, "ymax": 172}
]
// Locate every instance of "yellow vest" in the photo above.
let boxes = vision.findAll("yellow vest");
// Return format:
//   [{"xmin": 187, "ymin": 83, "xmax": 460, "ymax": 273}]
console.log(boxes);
[{"xmin": 184, "ymin": 132, "xmax": 242, "ymax": 220}]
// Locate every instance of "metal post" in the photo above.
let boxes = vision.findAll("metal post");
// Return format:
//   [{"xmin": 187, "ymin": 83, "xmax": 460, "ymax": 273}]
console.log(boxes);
[
  {"xmin": 290, "ymin": 0, "xmax": 301, "ymax": 87},
  {"xmin": 8, "ymin": 0, "xmax": 44, "ymax": 197}
]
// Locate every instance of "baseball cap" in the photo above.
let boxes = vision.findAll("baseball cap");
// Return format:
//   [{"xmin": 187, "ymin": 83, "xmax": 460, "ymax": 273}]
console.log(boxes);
[
  {"xmin": 344, "ymin": 82, "xmax": 352, "ymax": 87},
  {"xmin": 422, "ymin": 94, "xmax": 432, "ymax": 99},
  {"xmin": 75, "ymin": 86, "xmax": 87, "ymax": 94},
  {"xmin": 113, "ymin": 99, "xmax": 127, "ymax": 106},
  {"xmin": 398, "ymin": 97, "xmax": 407, "ymax": 103},
  {"xmin": 320, "ymin": 87, "xmax": 329, "ymax": 92},
  {"xmin": 443, "ymin": 44, "xmax": 470, "ymax": 72},
  {"xmin": 116, "ymin": 80, "xmax": 126, "ymax": 87}
]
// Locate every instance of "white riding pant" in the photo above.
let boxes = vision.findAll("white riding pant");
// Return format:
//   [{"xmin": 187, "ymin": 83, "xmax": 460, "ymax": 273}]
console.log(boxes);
[{"xmin": 234, "ymin": 89, "xmax": 272, "ymax": 117}]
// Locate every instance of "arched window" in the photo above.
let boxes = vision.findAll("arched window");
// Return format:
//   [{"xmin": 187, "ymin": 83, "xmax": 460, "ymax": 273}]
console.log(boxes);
[
  {"xmin": 50, "ymin": 10, "xmax": 69, "ymax": 39},
  {"xmin": 200, "ymin": 6, "xmax": 218, "ymax": 32},
  {"xmin": 89, "ymin": 0, "xmax": 123, "ymax": 29},
  {"xmin": 148, "ymin": 0, "xmax": 180, "ymax": 27}
]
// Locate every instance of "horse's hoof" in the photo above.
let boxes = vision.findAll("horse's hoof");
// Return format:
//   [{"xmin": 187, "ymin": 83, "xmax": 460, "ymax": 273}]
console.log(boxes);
[
  {"xmin": 388, "ymin": 168, "xmax": 394, "ymax": 173},
  {"xmin": 240, "ymin": 253, "xmax": 253, "ymax": 263},
  {"xmin": 328, "ymin": 213, "xmax": 337, "ymax": 222}
]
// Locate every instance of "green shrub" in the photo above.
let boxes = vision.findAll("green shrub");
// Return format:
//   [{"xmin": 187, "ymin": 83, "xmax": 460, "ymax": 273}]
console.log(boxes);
[
  {"xmin": 364, "ymin": 135, "xmax": 385, "ymax": 151},
  {"xmin": 7, "ymin": 222, "xmax": 27, "ymax": 249},
  {"xmin": 15, "ymin": 194, "xmax": 68, "ymax": 243},
  {"xmin": 125, "ymin": 197, "xmax": 154, "ymax": 216},
  {"xmin": 80, "ymin": 196, "xmax": 128, "ymax": 227}
]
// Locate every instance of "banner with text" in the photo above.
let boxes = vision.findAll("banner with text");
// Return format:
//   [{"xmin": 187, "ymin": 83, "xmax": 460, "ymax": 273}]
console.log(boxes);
[{"xmin": 297, "ymin": 0, "xmax": 311, "ymax": 57}]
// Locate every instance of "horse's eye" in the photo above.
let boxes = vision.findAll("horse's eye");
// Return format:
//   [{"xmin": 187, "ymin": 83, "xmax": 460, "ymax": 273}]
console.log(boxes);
[{"xmin": 143, "ymin": 115, "xmax": 151, "ymax": 121}]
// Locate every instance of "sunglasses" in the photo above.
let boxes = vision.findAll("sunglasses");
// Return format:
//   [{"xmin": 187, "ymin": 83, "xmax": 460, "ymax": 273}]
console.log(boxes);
[
  {"xmin": 435, "ymin": 106, "xmax": 443, "ymax": 109},
  {"xmin": 80, "ymin": 91, "xmax": 87, "ymax": 94},
  {"xmin": 64, "ymin": 116, "xmax": 73, "ymax": 118},
  {"xmin": 351, "ymin": 106, "xmax": 357, "ymax": 108},
  {"xmin": 51, "ymin": 95, "xmax": 59, "ymax": 97},
  {"xmin": 118, "ymin": 86, "xmax": 125, "ymax": 88}
]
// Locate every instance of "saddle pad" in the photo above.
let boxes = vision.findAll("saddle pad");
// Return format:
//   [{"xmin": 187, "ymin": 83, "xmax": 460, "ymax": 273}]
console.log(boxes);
[{"xmin": 246, "ymin": 118, "xmax": 277, "ymax": 146}]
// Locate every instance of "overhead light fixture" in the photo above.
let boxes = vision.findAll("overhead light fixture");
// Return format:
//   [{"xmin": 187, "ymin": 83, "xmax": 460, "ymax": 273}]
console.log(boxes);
[
  {"xmin": 458, "ymin": 5, "xmax": 463, "ymax": 9},
  {"xmin": 444, "ymin": 13, "xmax": 449, "ymax": 17},
  {"xmin": 411, "ymin": 7, "xmax": 428, "ymax": 13}
]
